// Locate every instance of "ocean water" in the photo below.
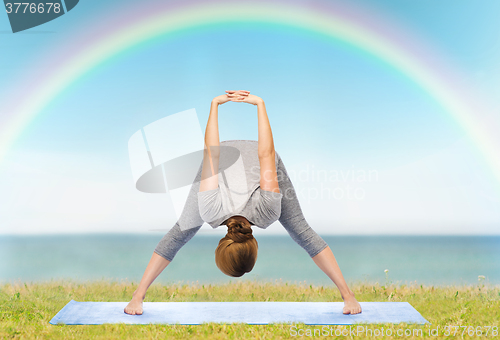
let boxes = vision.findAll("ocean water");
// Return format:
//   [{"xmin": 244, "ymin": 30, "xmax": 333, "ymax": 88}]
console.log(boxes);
[{"xmin": 1, "ymin": 234, "xmax": 498, "ymax": 287}]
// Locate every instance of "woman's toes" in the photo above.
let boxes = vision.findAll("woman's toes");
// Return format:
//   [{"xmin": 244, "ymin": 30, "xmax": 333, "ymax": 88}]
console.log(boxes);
[{"xmin": 125, "ymin": 307, "xmax": 138, "ymax": 315}]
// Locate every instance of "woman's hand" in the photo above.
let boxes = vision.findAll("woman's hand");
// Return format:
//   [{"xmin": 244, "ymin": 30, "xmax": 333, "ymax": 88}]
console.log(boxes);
[
  {"xmin": 227, "ymin": 91, "xmax": 263, "ymax": 106},
  {"xmin": 212, "ymin": 90, "xmax": 250, "ymax": 105}
]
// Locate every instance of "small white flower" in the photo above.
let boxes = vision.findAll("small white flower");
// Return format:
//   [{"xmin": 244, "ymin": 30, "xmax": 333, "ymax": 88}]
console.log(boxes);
[
  {"xmin": 478, "ymin": 275, "xmax": 485, "ymax": 281},
  {"xmin": 384, "ymin": 269, "xmax": 389, "ymax": 273}
]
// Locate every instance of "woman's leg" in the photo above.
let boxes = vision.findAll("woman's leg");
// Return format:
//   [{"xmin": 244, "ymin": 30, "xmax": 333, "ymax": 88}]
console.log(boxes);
[
  {"xmin": 276, "ymin": 157, "xmax": 362, "ymax": 314},
  {"xmin": 125, "ymin": 159, "xmax": 207, "ymax": 315},
  {"xmin": 124, "ymin": 252, "xmax": 170, "ymax": 315},
  {"xmin": 312, "ymin": 248, "xmax": 362, "ymax": 314},
  {"xmin": 124, "ymin": 222, "xmax": 201, "ymax": 315}
]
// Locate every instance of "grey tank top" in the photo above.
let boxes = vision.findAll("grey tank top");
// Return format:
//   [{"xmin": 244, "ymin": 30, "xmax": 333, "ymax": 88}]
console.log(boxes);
[{"xmin": 197, "ymin": 140, "xmax": 283, "ymax": 229}]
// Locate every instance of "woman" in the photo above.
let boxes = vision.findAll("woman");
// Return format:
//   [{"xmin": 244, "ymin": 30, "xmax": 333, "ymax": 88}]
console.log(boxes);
[{"xmin": 124, "ymin": 90, "xmax": 362, "ymax": 315}]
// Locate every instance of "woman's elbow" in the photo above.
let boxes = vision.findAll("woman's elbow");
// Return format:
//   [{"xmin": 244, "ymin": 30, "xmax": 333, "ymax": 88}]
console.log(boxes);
[
  {"xmin": 204, "ymin": 146, "xmax": 221, "ymax": 159},
  {"xmin": 258, "ymin": 149, "xmax": 275, "ymax": 159}
]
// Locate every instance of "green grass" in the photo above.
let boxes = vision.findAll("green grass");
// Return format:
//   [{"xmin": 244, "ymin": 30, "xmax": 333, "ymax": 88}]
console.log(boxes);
[{"xmin": 1, "ymin": 280, "xmax": 498, "ymax": 339}]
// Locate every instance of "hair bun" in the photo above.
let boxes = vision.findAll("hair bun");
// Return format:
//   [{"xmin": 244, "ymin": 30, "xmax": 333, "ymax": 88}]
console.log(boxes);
[{"xmin": 227, "ymin": 219, "xmax": 253, "ymax": 243}]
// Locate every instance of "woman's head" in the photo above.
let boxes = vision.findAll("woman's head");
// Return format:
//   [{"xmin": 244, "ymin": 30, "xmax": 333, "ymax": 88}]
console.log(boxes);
[{"xmin": 215, "ymin": 216, "xmax": 258, "ymax": 277}]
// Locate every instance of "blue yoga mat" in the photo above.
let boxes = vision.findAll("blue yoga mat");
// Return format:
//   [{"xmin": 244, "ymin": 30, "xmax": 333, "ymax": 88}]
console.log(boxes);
[{"xmin": 49, "ymin": 300, "xmax": 429, "ymax": 325}]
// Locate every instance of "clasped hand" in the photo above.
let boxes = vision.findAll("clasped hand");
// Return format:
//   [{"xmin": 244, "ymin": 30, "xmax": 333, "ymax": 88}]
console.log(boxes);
[{"xmin": 213, "ymin": 90, "xmax": 262, "ymax": 106}]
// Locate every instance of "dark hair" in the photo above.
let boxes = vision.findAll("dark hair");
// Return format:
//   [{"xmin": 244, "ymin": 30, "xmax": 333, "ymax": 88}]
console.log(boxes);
[{"xmin": 215, "ymin": 216, "xmax": 258, "ymax": 277}]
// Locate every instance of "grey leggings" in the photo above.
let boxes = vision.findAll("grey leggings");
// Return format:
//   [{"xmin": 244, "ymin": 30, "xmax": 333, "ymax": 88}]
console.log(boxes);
[{"xmin": 154, "ymin": 157, "xmax": 329, "ymax": 261}]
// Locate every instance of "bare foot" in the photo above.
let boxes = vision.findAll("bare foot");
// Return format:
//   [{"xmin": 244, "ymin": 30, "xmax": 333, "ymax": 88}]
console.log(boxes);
[
  {"xmin": 342, "ymin": 289, "xmax": 362, "ymax": 315},
  {"xmin": 124, "ymin": 291, "xmax": 144, "ymax": 315}
]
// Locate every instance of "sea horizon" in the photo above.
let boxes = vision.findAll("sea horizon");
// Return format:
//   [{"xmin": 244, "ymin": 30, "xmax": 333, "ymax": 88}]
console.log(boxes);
[{"xmin": 1, "ymin": 234, "xmax": 499, "ymax": 287}]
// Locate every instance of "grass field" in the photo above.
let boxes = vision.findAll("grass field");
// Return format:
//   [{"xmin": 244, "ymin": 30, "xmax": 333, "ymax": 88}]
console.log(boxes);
[{"xmin": 1, "ymin": 279, "xmax": 498, "ymax": 339}]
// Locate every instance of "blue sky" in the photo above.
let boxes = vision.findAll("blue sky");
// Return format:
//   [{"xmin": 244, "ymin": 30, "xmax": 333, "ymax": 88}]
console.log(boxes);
[{"xmin": 0, "ymin": 0, "xmax": 499, "ymax": 235}]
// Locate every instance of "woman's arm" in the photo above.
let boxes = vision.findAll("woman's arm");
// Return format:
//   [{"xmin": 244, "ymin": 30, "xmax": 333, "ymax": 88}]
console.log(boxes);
[
  {"xmin": 230, "ymin": 93, "xmax": 279, "ymax": 194},
  {"xmin": 199, "ymin": 91, "xmax": 250, "ymax": 192},
  {"xmin": 199, "ymin": 100, "xmax": 221, "ymax": 192},
  {"xmin": 256, "ymin": 99, "xmax": 280, "ymax": 193}
]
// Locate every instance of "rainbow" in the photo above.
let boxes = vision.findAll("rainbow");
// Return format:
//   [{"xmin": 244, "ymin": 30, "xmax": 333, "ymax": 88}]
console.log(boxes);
[{"xmin": 2, "ymin": 0, "xmax": 500, "ymax": 188}]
